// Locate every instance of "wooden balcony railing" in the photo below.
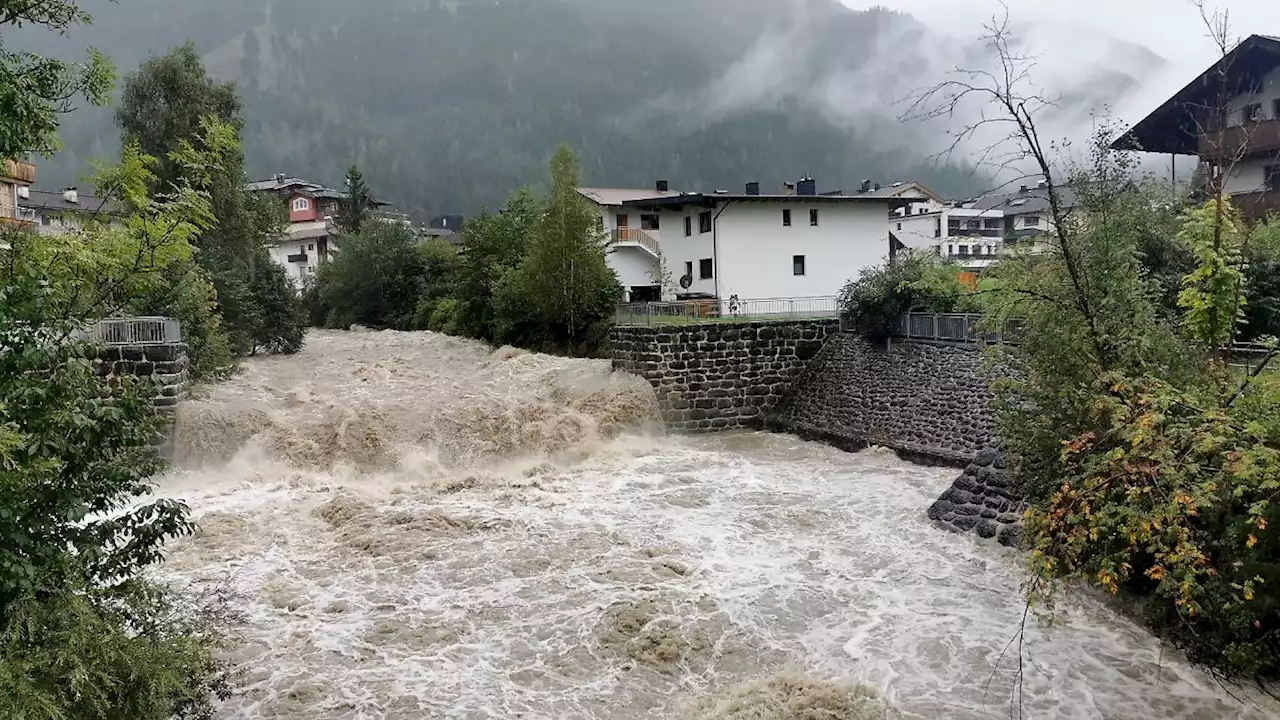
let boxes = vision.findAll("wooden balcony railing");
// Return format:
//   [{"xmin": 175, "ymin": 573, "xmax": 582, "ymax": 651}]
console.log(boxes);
[
  {"xmin": 1199, "ymin": 118, "xmax": 1280, "ymax": 159},
  {"xmin": 1231, "ymin": 190, "xmax": 1280, "ymax": 222},
  {"xmin": 1, "ymin": 159, "xmax": 36, "ymax": 184},
  {"xmin": 610, "ymin": 228, "xmax": 661, "ymax": 256}
]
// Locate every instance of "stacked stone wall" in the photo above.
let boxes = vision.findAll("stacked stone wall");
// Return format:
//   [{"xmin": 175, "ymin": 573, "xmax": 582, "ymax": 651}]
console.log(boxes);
[
  {"xmin": 609, "ymin": 320, "xmax": 838, "ymax": 432},
  {"xmin": 95, "ymin": 342, "xmax": 191, "ymax": 457}
]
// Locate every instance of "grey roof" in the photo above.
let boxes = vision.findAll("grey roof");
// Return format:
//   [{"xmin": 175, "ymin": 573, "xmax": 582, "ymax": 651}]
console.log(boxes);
[
  {"xmin": 622, "ymin": 192, "xmax": 901, "ymax": 210},
  {"xmin": 21, "ymin": 189, "xmax": 122, "ymax": 214},
  {"xmin": 966, "ymin": 186, "xmax": 1076, "ymax": 215},
  {"xmin": 245, "ymin": 176, "xmax": 324, "ymax": 193}
]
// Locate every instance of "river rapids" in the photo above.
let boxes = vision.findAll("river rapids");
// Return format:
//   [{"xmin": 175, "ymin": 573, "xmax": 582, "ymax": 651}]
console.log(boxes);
[{"xmin": 155, "ymin": 329, "xmax": 1277, "ymax": 719}]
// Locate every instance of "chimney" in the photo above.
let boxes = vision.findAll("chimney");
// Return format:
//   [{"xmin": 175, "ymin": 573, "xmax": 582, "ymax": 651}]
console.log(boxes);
[
  {"xmin": 860, "ymin": 179, "xmax": 872, "ymax": 193},
  {"xmin": 62, "ymin": 187, "xmax": 78, "ymax": 204},
  {"xmin": 874, "ymin": 182, "xmax": 881, "ymax": 191},
  {"xmin": 1037, "ymin": 180, "xmax": 1048, "ymax": 188},
  {"xmin": 745, "ymin": 181, "xmax": 760, "ymax": 196},
  {"xmin": 797, "ymin": 177, "xmax": 816, "ymax": 196},
  {"xmin": 655, "ymin": 179, "xmax": 669, "ymax": 192},
  {"xmin": 1018, "ymin": 185, "xmax": 1028, "ymax": 194},
  {"xmin": 783, "ymin": 182, "xmax": 797, "ymax": 196}
]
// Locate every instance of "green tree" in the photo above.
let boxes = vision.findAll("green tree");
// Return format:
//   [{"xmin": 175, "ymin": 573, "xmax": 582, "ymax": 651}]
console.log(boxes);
[
  {"xmin": 116, "ymin": 43, "xmax": 305, "ymax": 361},
  {"xmin": 838, "ymin": 251, "xmax": 975, "ymax": 342},
  {"xmin": 312, "ymin": 221, "xmax": 428, "ymax": 329},
  {"xmin": 454, "ymin": 189, "xmax": 539, "ymax": 341},
  {"xmin": 0, "ymin": 118, "xmax": 237, "ymax": 720},
  {"xmin": 0, "ymin": 0, "xmax": 113, "ymax": 160},
  {"xmin": 493, "ymin": 146, "xmax": 620, "ymax": 354},
  {"xmin": 336, "ymin": 164, "xmax": 371, "ymax": 234}
]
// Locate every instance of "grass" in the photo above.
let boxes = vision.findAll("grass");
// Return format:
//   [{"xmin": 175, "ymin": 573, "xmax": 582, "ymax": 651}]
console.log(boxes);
[{"xmin": 614, "ymin": 313, "xmax": 838, "ymax": 328}]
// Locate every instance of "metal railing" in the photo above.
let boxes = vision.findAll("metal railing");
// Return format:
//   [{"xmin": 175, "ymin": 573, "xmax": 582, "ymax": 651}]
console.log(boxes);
[
  {"xmin": 88, "ymin": 317, "xmax": 182, "ymax": 345},
  {"xmin": 616, "ymin": 295, "xmax": 839, "ymax": 327},
  {"xmin": 895, "ymin": 313, "xmax": 1024, "ymax": 345}
]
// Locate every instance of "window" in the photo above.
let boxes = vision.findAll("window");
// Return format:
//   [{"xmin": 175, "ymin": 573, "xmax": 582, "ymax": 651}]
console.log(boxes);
[
  {"xmin": 947, "ymin": 244, "xmax": 954, "ymax": 255},
  {"xmin": 934, "ymin": 218, "xmax": 942, "ymax": 238},
  {"xmin": 308, "ymin": 243, "xmax": 315, "ymax": 251},
  {"xmin": 966, "ymin": 219, "xmax": 981, "ymax": 230},
  {"xmin": 1274, "ymin": 99, "xmax": 1280, "ymax": 120},
  {"xmin": 1243, "ymin": 102, "xmax": 1264, "ymax": 124},
  {"xmin": 958, "ymin": 245, "xmax": 970, "ymax": 255},
  {"xmin": 641, "ymin": 214, "xmax": 660, "ymax": 231},
  {"xmin": 896, "ymin": 222, "xmax": 902, "ymax": 230},
  {"xmin": 792, "ymin": 255, "xmax": 806, "ymax": 276},
  {"xmin": 698, "ymin": 211, "xmax": 712, "ymax": 234},
  {"xmin": 983, "ymin": 218, "xmax": 1001, "ymax": 230},
  {"xmin": 291, "ymin": 197, "xmax": 310, "ymax": 212},
  {"xmin": 1266, "ymin": 165, "xmax": 1279, "ymax": 192},
  {"xmin": 782, "ymin": 209, "xmax": 792, "ymax": 226},
  {"xmin": 1024, "ymin": 215, "xmax": 1040, "ymax": 227},
  {"xmin": 684, "ymin": 216, "xmax": 693, "ymax": 236},
  {"xmin": 699, "ymin": 258, "xmax": 714, "ymax": 279},
  {"xmin": 684, "ymin": 261, "xmax": 693, "ymax": 279},
  {"xmin": 809, "ymin": 209, "xmax": 819, "ymax": 226},
  {"xmin": 616, "ymin": 213, "xmax": 629, "ymax": 228}
]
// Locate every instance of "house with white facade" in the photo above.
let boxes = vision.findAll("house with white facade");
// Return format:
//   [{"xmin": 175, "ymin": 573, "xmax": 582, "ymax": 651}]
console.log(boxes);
[
  {"xmin": 20, "ymin": 188, "xmax": 123, "ymax": 235},
  {"xmin": 247, "ymin": 174, "xmax": 389, "ymax": 287},
  {"xmin": 582, "ymin": 178, "xmax": 902, "ymax": 304},
  {"xmin": 1115, "ymin": 34, "xmax": 1280, "ymax": 221}
]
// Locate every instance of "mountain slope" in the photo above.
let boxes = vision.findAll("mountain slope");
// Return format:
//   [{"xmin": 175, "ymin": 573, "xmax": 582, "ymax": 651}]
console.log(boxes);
[{"xmin": 14, "ymin": 0, "xmax": 1162, "ymax": 218}]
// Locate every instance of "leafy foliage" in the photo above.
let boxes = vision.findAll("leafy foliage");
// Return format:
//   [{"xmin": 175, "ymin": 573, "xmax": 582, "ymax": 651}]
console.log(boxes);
[
  {"xmin": 1176, "ymin": 200, "xmax": 1246, "ymax": 349},
  {"xmin": 452, "ymin": 189, "xmax": 539, "ymax": 341},
  {"xmin": 309, "ymin": 221, "xmax": 429, "ymax": 330},
  {"xmin": 838, "ymin": 251, "xmax": 976, "ymax": 341}
]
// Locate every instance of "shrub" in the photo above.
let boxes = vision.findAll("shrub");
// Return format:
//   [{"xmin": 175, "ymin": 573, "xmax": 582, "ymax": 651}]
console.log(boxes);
[
  {"xmin": 838, "ymin": 251, "xmax": 974, "ymax": 341},
  {"xmin": 311, "ymin": 222, "xmax": 428, "ymax": 329}
]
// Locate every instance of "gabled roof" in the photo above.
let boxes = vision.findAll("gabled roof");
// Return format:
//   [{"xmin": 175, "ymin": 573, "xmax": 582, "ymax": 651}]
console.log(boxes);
[
  {"xmin": 856, "ymin": 181, "xmax": 945, "ymax": 203},
  {"xmin": 577, "ymin": 187, "xmax": 681, "ymax": 206},
  {"xmin": 962, "ymin": 184, "xmax": 1078, "ymax": 215},
  {"xmin": 1112, "ymin": 34, "xmax": 1280, "ymax": 155}
]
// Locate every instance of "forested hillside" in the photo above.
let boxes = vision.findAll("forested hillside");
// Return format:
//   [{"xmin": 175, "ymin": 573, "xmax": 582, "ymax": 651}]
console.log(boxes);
[{"xmin": 15, "ymin": 0, "xmax": 1162, "ymax": 218}]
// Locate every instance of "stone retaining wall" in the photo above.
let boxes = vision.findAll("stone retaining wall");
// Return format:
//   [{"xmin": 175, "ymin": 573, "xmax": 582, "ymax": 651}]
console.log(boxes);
[
  {"xmin": 773, "ymin": 334, "xmax": 1017, "ymax": 465},
  {"xmin": 95, "ymin": 342, "xmax": 191, "ymax": 457},
  {"xmin": 609, "ymin": 320, "xmax": 838, "ymax": 432},
  {"xmin": 926, "ymin": 448, "xmax": 1027, "ymax": 547}
]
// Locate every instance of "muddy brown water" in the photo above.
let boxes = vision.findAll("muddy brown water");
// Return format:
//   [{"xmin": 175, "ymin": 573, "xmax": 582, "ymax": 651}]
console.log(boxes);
[{"xmin": 153, "ymin": 329, "xmax": 1278, "ymax": 719}]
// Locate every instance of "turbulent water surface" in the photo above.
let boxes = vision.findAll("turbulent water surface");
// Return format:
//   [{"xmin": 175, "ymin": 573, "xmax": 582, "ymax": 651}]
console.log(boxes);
[{"xmin": 157, "ymin": 330, "xmax": 1276, "ymax": 719}]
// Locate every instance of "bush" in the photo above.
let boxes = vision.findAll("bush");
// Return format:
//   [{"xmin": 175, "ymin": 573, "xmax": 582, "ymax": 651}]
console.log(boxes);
[
  {"xmin": 311, "ymin": 222, "xmax": 429, "ymax": 329},
  {"xmin": 838, "ymin": 251, "xmax": 975, "ymax": 341},
  {"xmin": 245, "ymin": 252, "xmax": 306, "ymax": 355},
  {"xmin": 427, "ymin": 297, "xmax": 460, "ymax": 334}
]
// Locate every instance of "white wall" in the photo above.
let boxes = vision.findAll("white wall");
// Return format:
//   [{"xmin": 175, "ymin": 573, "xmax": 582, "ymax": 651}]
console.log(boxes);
[
  {"xmin": 1225, "ymin": 65, "xmax": 1280, "ymax": 126},
  {"xmin": 657, "ymin": 207, "xmax": 716, "ymax": 296},
  {"xmin": 894, "ymin": 212, "xmax": 942, "ymax": 250},
  {"xmin": 267, "ymin": 233, "xmax": 337, "ymax": 288},
  {"xmin": 608, "ymin": 247, "xmax": 658, "ymax": 297},
  {"xmin": 716, "ymin": 201, "xmax": 890, "ymax": 299},
  {"xmin": 1224, "ymin": 158, "xmax": 1272, "ymax": 195}
]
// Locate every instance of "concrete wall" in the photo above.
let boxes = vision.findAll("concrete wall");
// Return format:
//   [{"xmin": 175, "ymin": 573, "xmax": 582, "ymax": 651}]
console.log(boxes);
[
  {"xmin": 773, "ymin": 334, "xmax": 1013, "ymax": 465},
  {"xmin": 609, "ymin": 320, "xmax": 837, "ymax": 432},
  {"xmin": 608, "ymin": 245, "xmax": 659, "ymax": 297}
]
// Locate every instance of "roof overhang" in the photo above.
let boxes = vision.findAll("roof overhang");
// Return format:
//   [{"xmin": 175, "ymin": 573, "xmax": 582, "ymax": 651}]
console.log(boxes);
[
  {"xmin": 1112, "ymin": 34, "xmax": 1280, "ymax": 155},
  {"xmin": 622, "ymin": 193, "xmax": 905, "ymax": 211}
]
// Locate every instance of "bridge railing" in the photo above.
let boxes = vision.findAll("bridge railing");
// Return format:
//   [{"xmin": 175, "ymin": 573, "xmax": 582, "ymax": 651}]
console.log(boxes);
[{"xmin": 87, "ymin": 316, "xmax": 182, "ymax": 346}]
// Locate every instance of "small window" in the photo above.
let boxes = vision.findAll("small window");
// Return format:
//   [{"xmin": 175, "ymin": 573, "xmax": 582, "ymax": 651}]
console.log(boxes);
[
  {"xmin": 947, "ymin": 244, "xmax": 954, "ymax": 255},
  {"xmin": 896, "ymin": 222, "xmax": 902, "ymax": 230},
  {"xmin": 809, "ymin": 209, "xmax": 819, "ymax": 226},
  {"xmin": 617, "ymin": 213, "xmax": 629, "ymax": 228},
  {"xmin": 698, "ymin": 211, "xmax": 712, "ymax": 234},
  {"xmin": 641, "ymin": 214, "xmax": 660, "ymax": 231},
  {"xmin": 684, "ymin": 261, "xmax": 693, "ymax": 278},
  {"xmin": 698, "ymin": 258, "xmax": 713, "ymax": 279},
  {"xmin": 958, "ymin": 245, "xmax": 969, "ymax": 255},
  {"xmin": 1274, "ymin": 98, "xmax": 1280, "ymax": 120},
  {"xmin": 308, "ymin": 243, "xmax": 315, "ymax": 251},
  {"xmin": 983, "ymin": 218, "xmax": 1001, "ymax": 229},
  {"xmin": 934, "ymin": 218, "xmax": 942, "ymax": 238},
  {"xmin": 684, "ymin": 216, "xmax": 692, "ymax": 236},
  {"xmin": 782, "ymin": 209, "xmax": 792, "ymax": 226},
  {"xmin": 1266, "ymin": 165, "xmax": 1279, "ymax": 192},
  {"xmin": 292, "ymin": 197, "xmax": 310, "ymax": 212},
  {"xmin": 966, "ymin": 219, "xmax": 981, "ymax": 230},
  {"xmin": 1243, "ymin": 102, "xmax": 1263, "ymax": 124},
  {"xmin": 792, "ymin": 255, "xmax": 806, "ymax": 276},
  {"xmin": 1024, "ymin": 215, "xmax": 1040, "ymax": 227}
]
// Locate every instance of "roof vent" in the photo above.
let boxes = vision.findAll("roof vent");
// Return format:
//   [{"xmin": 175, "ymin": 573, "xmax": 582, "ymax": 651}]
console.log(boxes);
[
  {"xmin": 62, "ymin": 188, "xmax": 78, "ymax": 204},
  {"xmin": 655, "ymin": 179, "xmax": 669, "ymax": 192},
  {"xmin": 713, "ymin": 189, "xmax": 729, "ymax": 195},
  {"xmin": 782, "ymin": 182, "xmax": 796, "ymax": 196},
  {"xmin": 860, "ymin": 179, "xmax": 872, "ymax": 193},
  {"xmin": 745, "ymin": 181, "xmax": 760, "ymax": 196},
  {"xmin": 797, "ymin": 177, "xmax": 817, "ymax": 196},
  {"xmin": 1018, "ymin": 185, "xmax": 1028, "ymax": 194}
]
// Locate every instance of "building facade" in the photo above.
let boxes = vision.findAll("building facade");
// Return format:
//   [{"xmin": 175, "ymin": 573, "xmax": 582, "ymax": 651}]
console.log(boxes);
[
  {"xmin": 21, "ymin": 188, "xmax": 122, "ymax": 235},
  {"xmin": 1, "ymin": 158, "xmax": 37, "ymax": 232},
  {"xmin": 1115, "ymin": 34, "xmax": 1280, "ymax": 221},
  {"xmin": 583, "ymin": 179, "xmax": 899, "ymax": 303}
]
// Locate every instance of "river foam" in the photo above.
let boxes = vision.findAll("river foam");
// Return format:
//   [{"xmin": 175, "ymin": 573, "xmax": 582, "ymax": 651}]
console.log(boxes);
[{"xmin": 154, "ymin": 330, "xmax": 1278, "ymax": 719}]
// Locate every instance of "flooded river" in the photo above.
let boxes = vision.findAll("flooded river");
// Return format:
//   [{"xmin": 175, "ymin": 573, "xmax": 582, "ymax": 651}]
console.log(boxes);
[{"xmin": 157, "ymin": 330, "xmax": 1276, "ymax": 719}]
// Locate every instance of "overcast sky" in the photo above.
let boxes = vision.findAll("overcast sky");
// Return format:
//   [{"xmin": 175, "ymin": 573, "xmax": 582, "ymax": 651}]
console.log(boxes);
[{"xmin": 842, "ymin": 0, "xmax": 1280, "ymax": 122}]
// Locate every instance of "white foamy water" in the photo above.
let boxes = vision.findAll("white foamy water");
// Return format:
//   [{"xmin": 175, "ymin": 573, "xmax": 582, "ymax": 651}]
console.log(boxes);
[{"xmin": 155, "ymin": 330, "xmax": 1277, "ymax": 719}]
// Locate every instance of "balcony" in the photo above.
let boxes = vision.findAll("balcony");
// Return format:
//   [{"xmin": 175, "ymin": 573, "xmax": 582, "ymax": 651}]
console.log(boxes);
[
  {"xmin": 0, "ymin": 206, "xmax": 36, "ymax": 227},
  {"xmin": 610, "ymin": 228, "xmax": 660, "ymax": 258},
  {"xmin": 286, "ymin": 252, "xmax": 308, "ymax": 263},
  {"xmin": 1231, "ymin": 189, "xmax": 1280, "ymax": 222},
  {"xmin": 948, "ymin": 253, "xmax": 1002, "ymax": 262},
  {"xmin": 1, "ymin": 158, "xmax": 36, "ymax": 184},
  {"xmin": 947, "ymin": 227, "xmax": 1002, "ymax": 238},
  {"xmin": 1199, "ymin": 118, "xmax": 1280, "ymax": 160}
]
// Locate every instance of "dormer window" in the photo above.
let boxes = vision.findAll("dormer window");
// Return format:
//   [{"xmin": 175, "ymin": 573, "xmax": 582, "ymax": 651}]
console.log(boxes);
[{"xmin": 292, "ymin": 197, "xmax": 310, "ymax": 212}]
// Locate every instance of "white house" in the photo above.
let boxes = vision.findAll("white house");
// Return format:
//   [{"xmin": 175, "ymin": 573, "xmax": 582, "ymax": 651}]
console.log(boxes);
[
  {"xmin": 19, "ymin": 188, "xmax": 123, "ymax": 235},
  {"xmin": 578, "ymin": 183, "xmax": 680, "ymax": 302},
  {"xmin": 582, "ymin": 179, "xmax": 900, "ymax": 304}
]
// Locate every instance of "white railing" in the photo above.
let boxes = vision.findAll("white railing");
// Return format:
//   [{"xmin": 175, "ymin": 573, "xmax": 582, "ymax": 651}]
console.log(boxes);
[
  {"xmin": 610, "ymin": 228, "xmax": 661, "ymax": 256},
  {"xmin": 88, "ymin": 317, "xmax": 182, "ymax": 345},
  {"xmin": 616, "ymin": 296, "xmax": 839, "ymax": 327}
]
